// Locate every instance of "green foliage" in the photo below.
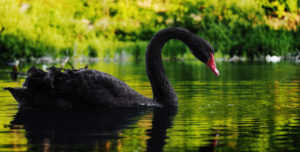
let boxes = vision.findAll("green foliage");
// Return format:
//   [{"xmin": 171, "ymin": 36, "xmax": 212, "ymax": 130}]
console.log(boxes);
[
  {"xmin": 0, "ymin": 0, "xmax": 299, "ymax": 61},
  {"xmin": 162, "ymin": 40, "xmax": 188, "ymax": 60},
  {"xmin": 128, "ymin": 41, "xmax": 148, "ymax": 60},
  {"xmin": 198, "ymin": 22, "xmax": 296, "ymax": 59},
  {"xmin": 87, "ymin": 46, "xmax": 98, "ymax": 58}
]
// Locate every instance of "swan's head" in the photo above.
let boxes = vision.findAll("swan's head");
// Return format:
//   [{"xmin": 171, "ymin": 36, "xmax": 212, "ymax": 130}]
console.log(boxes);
[
  {"xmin": 206, "ymin": 52, "xmax": 219, "ymax": 76},
  {"xmin": 190, "ymin": 37, "xmax": 219, "ymax": 76}
]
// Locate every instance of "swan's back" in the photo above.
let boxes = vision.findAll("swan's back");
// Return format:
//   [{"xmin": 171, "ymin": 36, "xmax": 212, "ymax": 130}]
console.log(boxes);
[{"xmin": 5, "ymin": 67, "xmax": 158, "ymax": 109}]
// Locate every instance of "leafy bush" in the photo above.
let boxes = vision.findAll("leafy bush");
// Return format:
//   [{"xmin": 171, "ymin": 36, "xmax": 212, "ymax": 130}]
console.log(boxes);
[{"xmin": 0, "ymin": 0, "xmax": 299, "ymax": 61}]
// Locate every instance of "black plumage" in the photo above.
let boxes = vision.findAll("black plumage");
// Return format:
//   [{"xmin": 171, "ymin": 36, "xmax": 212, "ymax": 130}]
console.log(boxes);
[
  {"xmin": 5, "ymin": 67, "xmax": 156, "ymax": 109},
  {"xmin": 4, "ymin": 27, "xmax": 217, "ymax": 109}
]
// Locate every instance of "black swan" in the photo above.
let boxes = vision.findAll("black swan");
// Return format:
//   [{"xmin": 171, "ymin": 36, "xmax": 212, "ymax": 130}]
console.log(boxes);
[{"xmin": 4, "ymin": 27, "xmax": 219, "ymax": 109}]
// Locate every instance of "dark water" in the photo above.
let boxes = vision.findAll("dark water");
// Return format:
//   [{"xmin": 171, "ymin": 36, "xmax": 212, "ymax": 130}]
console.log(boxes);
[{"xmin": 0, "ymin": 61, "xmax": 299, "ymax": 152}]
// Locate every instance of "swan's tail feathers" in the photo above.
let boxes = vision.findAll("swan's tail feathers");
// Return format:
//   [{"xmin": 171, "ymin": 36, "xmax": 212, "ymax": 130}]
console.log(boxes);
[
  {"xmin": 3, "ymin": 87, "xmax": 11, "ymax": 91},
  {"xmin": 3, "ymin": 87, "xmax": 27, "ymax": 106}
]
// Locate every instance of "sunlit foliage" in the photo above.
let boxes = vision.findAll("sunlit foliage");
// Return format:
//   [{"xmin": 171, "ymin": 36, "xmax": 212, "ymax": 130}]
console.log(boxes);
[{"xmin": 0, "ymin": 0, "xmax": 299, "ymax": 61}]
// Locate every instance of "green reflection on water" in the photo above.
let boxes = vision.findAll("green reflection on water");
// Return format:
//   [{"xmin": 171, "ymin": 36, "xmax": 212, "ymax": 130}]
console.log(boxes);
[{"xmin": 0, "ymin": 61, "xmax": 299, "ymax": 151}]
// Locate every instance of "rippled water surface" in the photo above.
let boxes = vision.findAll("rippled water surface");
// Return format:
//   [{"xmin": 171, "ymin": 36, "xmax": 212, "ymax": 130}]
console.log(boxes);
[{"xmin": 0, "ymin": 61, "xmax": 299, "ymax": 152}]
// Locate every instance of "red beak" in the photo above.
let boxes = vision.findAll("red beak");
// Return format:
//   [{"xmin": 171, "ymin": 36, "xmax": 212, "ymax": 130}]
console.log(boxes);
[{"xmin": 206, "ymin": 53, "xmax": 220, "ymax": 76}]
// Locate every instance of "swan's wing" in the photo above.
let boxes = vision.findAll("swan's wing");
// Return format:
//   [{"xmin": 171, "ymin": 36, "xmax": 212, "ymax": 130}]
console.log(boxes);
[
  {"xmin": 56, "ymin": 68, "xmax": 139, "ymax": 97},
  {"xmin": 24, "ymin": 67, "xmax": 144, "ymax": 107},
  {"xmin": 24, "ymin": 67, "xmax": 136, "ymax": 96}
]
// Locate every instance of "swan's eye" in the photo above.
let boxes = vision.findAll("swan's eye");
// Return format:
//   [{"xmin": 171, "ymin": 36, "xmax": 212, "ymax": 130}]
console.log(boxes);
[{"xmin": 205, "ymin": 52, "xmax": 219, "ymax": 76}]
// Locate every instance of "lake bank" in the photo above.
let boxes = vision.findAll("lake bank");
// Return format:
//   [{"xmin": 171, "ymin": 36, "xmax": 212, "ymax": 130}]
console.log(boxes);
[{"xmin": 1, "ymin": 0, "xmax": 300, "ymax": 61}]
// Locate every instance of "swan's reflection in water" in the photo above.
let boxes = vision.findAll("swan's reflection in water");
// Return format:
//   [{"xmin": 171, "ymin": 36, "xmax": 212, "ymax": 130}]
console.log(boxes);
[{"xmin": 10, "ymin": 108, "xmax": 177, "ymax": 152}]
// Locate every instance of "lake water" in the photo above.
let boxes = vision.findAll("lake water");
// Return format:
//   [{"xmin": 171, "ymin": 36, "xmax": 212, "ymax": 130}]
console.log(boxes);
[{"xmin": 0, "ymin": 60, "xmax": 299, "ymax": 152}]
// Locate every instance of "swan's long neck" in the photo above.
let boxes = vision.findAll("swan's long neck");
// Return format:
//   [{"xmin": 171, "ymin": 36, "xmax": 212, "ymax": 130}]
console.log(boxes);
[{"xmin": 146, "ymin": 28, "xmax": 200, "ymax": 106}]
